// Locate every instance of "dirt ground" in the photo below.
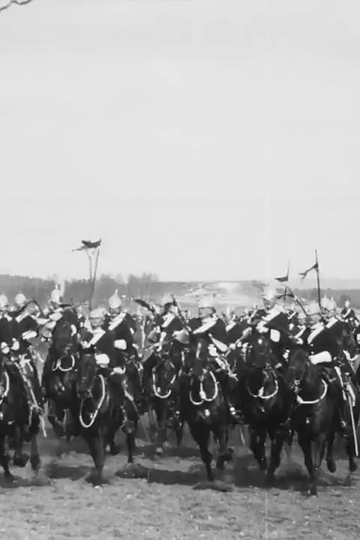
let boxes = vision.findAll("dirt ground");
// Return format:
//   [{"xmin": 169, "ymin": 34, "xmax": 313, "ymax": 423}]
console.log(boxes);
[{"xmin": 0, "ymin": 423, "xmax": 359, "ymax": 540}]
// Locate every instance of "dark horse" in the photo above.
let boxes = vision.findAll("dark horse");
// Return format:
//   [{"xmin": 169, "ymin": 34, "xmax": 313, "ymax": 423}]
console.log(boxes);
[
  {"xmin": 43, "ymin": 316, "xmax": 80, "ymax": 444},
  {"xmin": 76, "ymin": 350, "xmax": 138, "ymax": 485},
  {"xmin": 236, "ymin": 330, "xmax": 290, "ymax": 481},
  {"xmin": 0, "ymin": 351, "xmax": 42, "ymax": 482},
  {"xmin": 284, "ymin": 346, "xmax": 360, "ymax": 495},
  {"xmin": 179, "ymin": 337, "xmax": 233, "ymax": 482},
  {"xmin": 143, "ymin": 341, "xmax": 184, "ymax": 455}
]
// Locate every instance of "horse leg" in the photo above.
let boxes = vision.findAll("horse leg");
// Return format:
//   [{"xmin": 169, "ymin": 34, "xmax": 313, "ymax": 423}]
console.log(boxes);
[
  {"xmin": 30, "ymin": 433, "xmax": 41, "ymax": 473},
  {"xmin": 189, "ymin": 422, "xmax": 213, "ymax": 482},
  {"xmin": 326, "ymin": 430, "xmax": 336, "ymax": 473},
  {"xmin": 267, "ymin": 428, "xmax": 285, "ymax": 482},
  {"xmin": 154, "ymin": 400, "xmax": 167, "ymax": 456},
  {"xmin": 0, "ymin": 435, "xmax": 13, "ymax": 482},
  {"xmin": 126, "ymin": 431, "xmax": 136, "ymax": 464},
  {"xmin": 249, "ymin": 426, "xmax": 267, "ymax": 471},
  {"xmin": 215, "ymin": 422, "xmax": 233, "ymax": 471},
  {"xmin": 175, "ymin": 420, "xmax": 184, "ymax": 450},
  {"xmin": 47, "ymin": 400, "xmax": 65, "ymax": 439},
  {"xmin": 299, "ymin": 434, "xmax": 325, "ymax": 496},
  {"xmin": 13, "ymin": 427, "xmax": 29, "ymax": 468},
  {"xmin": 85, "ymin": 433, "xmax": 105, "ymax": 486}
]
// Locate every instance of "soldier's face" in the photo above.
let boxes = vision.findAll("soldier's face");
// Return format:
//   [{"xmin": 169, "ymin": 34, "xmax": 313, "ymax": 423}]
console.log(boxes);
[
  {"xmin": 264, "ymin": 298, "xmax": 275, "ymax": 310},
  {"xmin": 90, "ymin": 317, "xmax": 103, "ymax": 329},
  {"xmin": 109, "ymin": 307, "xmax": 121, "ymax": 318}
]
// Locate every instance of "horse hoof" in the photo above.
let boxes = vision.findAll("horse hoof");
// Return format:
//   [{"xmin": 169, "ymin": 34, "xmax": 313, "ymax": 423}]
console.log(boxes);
[
  {"xmin": 109, "ymin": 443, "xmax": 121, "ymax": 456},
  {"xmin": 32, "ymin": 472, "xmax": 52, "ymax": 487},
  {"xmin": 349, "ymin": 460, "xmax": 357, "ymax": 473},
  {"xmin": 13, "ymin": 454, "xmax": 29, "ymax": 468},
  {"xmin": 116, "ymin": 463, "xmax": 149, "ymax": 479},
  {"xmin": 4, "ymin": 473, "xmax": 14, "ymax": 484},
  {"xmin": 327, "ymin": 460, "xmax": 337, "ymax": 474},
  {"xmin": 309, "ymin": 487, "xmax": 318, "ymax": 497},
  {"xmin": 155, "ymin": 447, "xmax": 164, "ymax": 457},
  {"xmin": 30, "ymin": 455, "xmax": 41, "ymax": 472}
]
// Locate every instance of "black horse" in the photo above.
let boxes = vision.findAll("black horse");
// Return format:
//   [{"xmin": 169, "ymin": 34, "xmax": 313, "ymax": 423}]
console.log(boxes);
[
  {"xmin": 42, "ymin": 316, "xmax": 80, "ymax": 443},
  {"xmin": 236, "ymin": 330, "xmax": 290, "ymax": 481},
  {"xmin": 284, "ymin": 346, "xmax": 360, "ymax": 495},
  {"xmin": 0, "ymin": 352, "xmax": 42, "ymax": 482},
  {"xmin": 76, "ymin": 349, "xmax": 138, "ymax": 485},
  {"xmin": 142, "ymin": 341, "xmax": 184, "ymax": 455},
  {"xmin": 179, "ymin": 337, "xmax": 233, "ymax": 482}
]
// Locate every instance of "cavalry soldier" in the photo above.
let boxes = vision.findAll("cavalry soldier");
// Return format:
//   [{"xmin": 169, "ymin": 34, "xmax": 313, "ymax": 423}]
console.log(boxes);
[
  {"xmin": 80, "ymin": 307, "xmax": 135, "ymax": 433},
  {"xmin": 0, "ymin": 294, "xmax": 44, "ymax": 420},
  {"xmin": 249, "ymin": 287, "xmax": 290, "ymax": 362},
  {"xmin": 154, "ymin": 295, "xmax": 183, "ymax": 352},
  {"xmin": 186, "ymin": 296, "xmax": 240, "ymax": 422},
  {"xmin": 341, "ymin": 299, "xmax": 358, "ymax": 324},
  {"xmin": 105, "ymin": 290, "xmax": 136, "ymax": 357},
  {"xmin": 294, "ymin": 302, "xmax": 355, "ymax": 430}
]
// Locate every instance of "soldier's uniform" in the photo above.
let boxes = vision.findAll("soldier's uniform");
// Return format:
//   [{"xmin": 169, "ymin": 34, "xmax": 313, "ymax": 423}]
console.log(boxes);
[{"xmin": 250, "ymin": 287, "xmax": 290, "ymax": 362}]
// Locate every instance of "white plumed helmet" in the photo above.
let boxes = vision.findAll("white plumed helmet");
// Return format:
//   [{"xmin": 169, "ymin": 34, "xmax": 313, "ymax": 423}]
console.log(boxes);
[
  {"xmin": 0, "ymin": 294, "xmax": 8, "ymax": 309},
  {"xmin": 50, "ymin": 288, "xmax": 62, "ymax": 304},
  {"xmin": 109, "ymin": 289, "xmax": 122, "ymax": 309},
  {"xmin": 198, "ymin": 296, "xmax": 215, "ymax": 310},
  {"xmin": 262, "ymin": 287, "xmax": 277, "ymax": 302},
  {"xmin": 14, "ymin": 293, "xmax": 27, "ymax": 307}
]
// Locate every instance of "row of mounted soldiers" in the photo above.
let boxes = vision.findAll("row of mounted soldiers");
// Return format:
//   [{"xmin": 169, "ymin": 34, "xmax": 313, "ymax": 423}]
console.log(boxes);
[{"xmin": 0, "ymin": 284, "xmax": 359, "ymax": 438}]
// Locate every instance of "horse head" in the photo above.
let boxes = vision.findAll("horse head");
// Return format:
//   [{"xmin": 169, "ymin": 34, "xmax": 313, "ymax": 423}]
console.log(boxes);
[
  {"xmin": 284, "ymin": 346, "xmax": 309, "ymax": 393},
  {"xmin": 77, "ymin": 350, "xmax": 97, "ymax": 400},
  {"xmin": 52, "ymin": 316, "xmax": 79, "ymax": 359},
  {"xmin": 151, "ymin": 344, "xmax": 179, "ymax": 400}
]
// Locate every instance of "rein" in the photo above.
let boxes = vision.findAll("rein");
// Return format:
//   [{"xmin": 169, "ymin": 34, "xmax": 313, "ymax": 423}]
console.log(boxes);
[
  {"xmin": 152, "ymin": 367, "xmax": 176, "ymax": 399},
  {"xmin": 247, "ymin": 378, "xmax": 279, "ymax": 400},
  {"xmin": 0, "ymin": 371, "xmax": 10, "ymax": 405},
  {"xmin": 295, "ymin": 379, "xmax": 328, "ymax": 405},
  {"xmin": 52, "ymin": 355, "xmax": 76, "ymax": 373},
  {"xmin": 189, "ymin": 370, "xmax": 218, "ymax": 406},
  {"xmin": 79, "ymin": 374, "xmax": 107, "ymax": 429}
]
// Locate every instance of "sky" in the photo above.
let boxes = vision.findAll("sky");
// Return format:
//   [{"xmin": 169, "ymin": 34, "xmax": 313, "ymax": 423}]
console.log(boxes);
[{"xmin": 0, "ymin": 0, "xmax": 359, "ymax": 282}]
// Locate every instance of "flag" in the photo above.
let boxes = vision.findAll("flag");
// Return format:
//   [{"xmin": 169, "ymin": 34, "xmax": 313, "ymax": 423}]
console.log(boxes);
[
  {"xmin": 72, "ymin": 239, "xmax": 102, "ymax": 252},
  {"xmin": 275, "ymin": 274, "xmax": 289, "ymax": 283},
  {"xmin": 299, "ymin": 262, "xmax": 319, "ymax": 280},
  {"xmin": 275, "ymin": 261, "xmax": 290, "ymax": 283}
]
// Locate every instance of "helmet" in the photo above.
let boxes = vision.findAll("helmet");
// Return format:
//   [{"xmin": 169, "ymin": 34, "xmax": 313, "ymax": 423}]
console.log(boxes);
[
  {"xmin": 320, "ymin": 296, "xmax": 330, "ymax": 311},
  {"xmin": 198, "ymin": 296, "xmax": 215, "ymax": 310},
  {"xmin": 108, "ymin": 289, "xmax": 122, "ymax": 309},
  {"xmin": 90, "ymin": 307, "xmax": 106, "ymax": 320},
  {"xmin": 262, "ymin": 287, "xmax": 277, "ymax": 302},
  {"xmin": 327, "ymin": 298, "xmax": 337, "ymax": 312},
  {"xmin": 14, "ymin": 293, "xmax": 27, "ymax": 308},
  {"xmin": 50, "ymin": 288, "xmax": 62, "ymax": 304},
  {"xmin": 160, "ymin": 294, "xmax": 174, "ymax": 307},
  {"xmin": 0, "ymin": 294, "xmax": 8, "ymax": 309},
  {"xmin": 345, "ymin": 299, "xmax": 351, "ymax": 308}
]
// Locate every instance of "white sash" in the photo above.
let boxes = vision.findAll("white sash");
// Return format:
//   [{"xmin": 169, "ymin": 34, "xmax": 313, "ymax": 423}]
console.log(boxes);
[{"xmin": 108, "ymin": 313, "xmax": 126, "ymax": 331}]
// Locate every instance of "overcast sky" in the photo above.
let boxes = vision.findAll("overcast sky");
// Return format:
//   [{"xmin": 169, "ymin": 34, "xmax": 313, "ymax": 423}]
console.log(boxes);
[{"xmin": 0, "ymin": 0, "xmax": 359, "ymax": 282}]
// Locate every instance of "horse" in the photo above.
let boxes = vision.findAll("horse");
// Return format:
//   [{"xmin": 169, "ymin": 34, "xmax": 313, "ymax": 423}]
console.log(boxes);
[
  {"xmin": 76, "ymin": 349, "xmax": 138, "ymax": 485},
  {"xmin": 236, "ymin": 329, "xmax": 290, "ymax": 482},
  {"xmin": 284, "ymin": 346, "xmax": 358, "ymax": 495},
  {"xmin": 42, "ymin": 315, "xmax": 80, "ymax": 443},
  {"xmin": 0, "ymin": 351, "xmax": 42, "ymax": 482},
  {"xmin": 179, "ymin": 337, "xmax": 233, "ymax": 482},
  {"xmin": 142, "ymin": 340, "xmax": 184, "ymax": 455}
]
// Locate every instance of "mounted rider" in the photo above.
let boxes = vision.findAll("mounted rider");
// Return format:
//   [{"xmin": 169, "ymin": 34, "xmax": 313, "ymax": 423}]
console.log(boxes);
[
  {"xmin": 341, "ymin": 299, "xmax": 358, "ymax": 325},
  {"xmin": 248, "ymin": 287, "xmax": 291, "ymax": 364},
  {"xmin": 80, "ymin": 307, "xmax": 135, "ymax": 433},
  {"xmin": 294, "ymin": 301, "xmax": 356, "ymax": 429},
  {"xmin": 0, "ymin": 293, "xmax": 44, "ymax": 420},
  {"xmin": 186, "ymin": 295, "xmax": 240, "ymax": 422},
  {"xmin": 41, "ymin": 286, "xmax": 80, "ymax": 398}
]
